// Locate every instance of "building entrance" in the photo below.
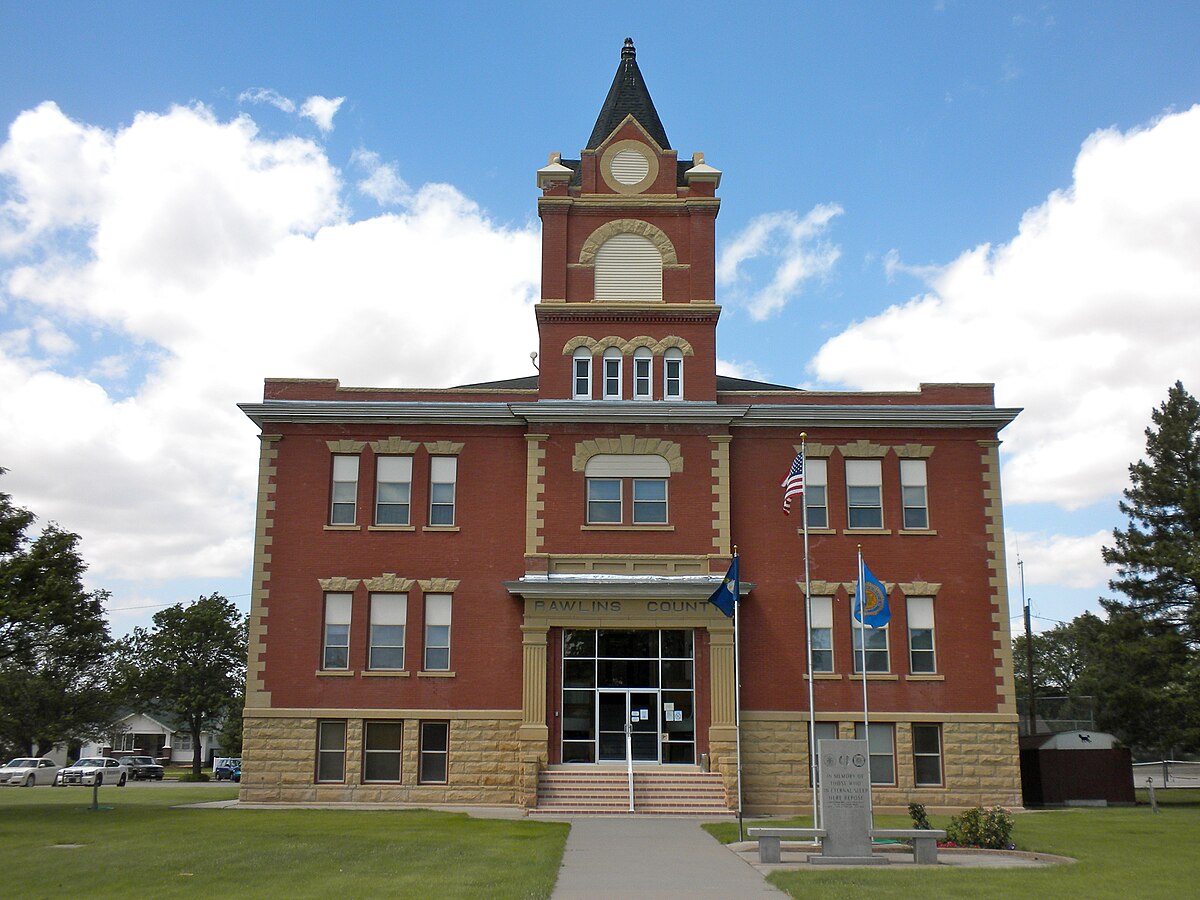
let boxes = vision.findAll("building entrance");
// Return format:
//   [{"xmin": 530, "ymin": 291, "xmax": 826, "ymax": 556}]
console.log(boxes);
[{"xmin": 561, "ymin": 628, "xmax": 695, "ymax": 764}]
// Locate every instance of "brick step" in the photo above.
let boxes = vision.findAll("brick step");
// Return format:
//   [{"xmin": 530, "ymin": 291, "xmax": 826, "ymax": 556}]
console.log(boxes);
[{"xmin": 533, "ymin": 768, "xmax": 731, "ymax": 816}]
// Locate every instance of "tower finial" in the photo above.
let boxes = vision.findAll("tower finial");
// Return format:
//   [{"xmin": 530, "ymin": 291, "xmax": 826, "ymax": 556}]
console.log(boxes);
[{"xmin": 622, "ymin": 37, "xmax": 635, "ymax": 60}]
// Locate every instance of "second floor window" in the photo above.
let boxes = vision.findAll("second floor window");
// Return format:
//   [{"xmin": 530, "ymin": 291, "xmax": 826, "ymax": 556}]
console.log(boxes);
[
  {"xmin": 323, "ymin": 593, "xmax": 352, "ymax": 670},
  {"xmin": 375, "ymin": 456, "xmax": 412, "ymax": 525},
  {"xmin": 369, "ymin": 593, "xmax": 406, "ymax": 670},
  {"xmin": 900, "ymin": 459, "xmax": 929, "ymax": 529},
  {"xmin": 810, "ymin": 596, "xmax": 833, "ymax": 672},
  {"xmin": 330, "ymin": 455, "xmax": 359, "ymax": 524},
  {"xmin": 805, "ymin": 457, "xmax": 828, "ymax": 528},
  {"xmin": 852, "ymin": 623, "xmax": 889, "ymax": 673},
  {"xmin": 429, "ymin": 457, "xmax": 457, "ymax": 525},
  {"xmin": 907, "ymin": 597, "xmax": 936, "ymax": 673},
  {"xmin": 846, "ymin": 459, "xmax": 883, "ymax": 529},
  {"xmin": 424, "ymin": 593, "xmax": 452, "ymax": 671},
  {"xmin": 587, "ymin": 478, "xmax": 622, "ymax": 523}
]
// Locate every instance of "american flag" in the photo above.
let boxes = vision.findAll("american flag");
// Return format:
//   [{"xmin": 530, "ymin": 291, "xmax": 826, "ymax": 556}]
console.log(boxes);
[{"xmin": 781, "ymin": 450, "xmax": 804, "ymax": 515}]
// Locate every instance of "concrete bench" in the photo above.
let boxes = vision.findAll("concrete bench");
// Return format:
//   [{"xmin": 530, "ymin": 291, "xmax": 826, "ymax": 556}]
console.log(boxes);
[
  {"xmin": 870, "ymin": 828, "xmax": 947, "ymax": 865},
  {"xmin": 747, "ymin": 827, "xmax": 827, "ymax": 863}
]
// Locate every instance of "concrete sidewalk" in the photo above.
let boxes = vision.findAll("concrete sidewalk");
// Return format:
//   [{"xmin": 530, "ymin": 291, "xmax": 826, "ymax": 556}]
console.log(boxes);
[{"xmin": 549, "ymin": 816, "xmax": 783, "ymax": 898}]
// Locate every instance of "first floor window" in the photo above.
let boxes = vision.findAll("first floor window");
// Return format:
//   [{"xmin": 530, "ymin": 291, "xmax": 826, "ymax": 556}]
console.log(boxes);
[
  {"xmin": 429, "ymin": 456, "xmax": 457, "ymax": 525},
  {"xmin": 573, "ymin": 348, "xmax": 592, "ymax": 399},
  {"xmin": 375, "ymin": 455, "xmax": 412, "ymax": 525},
  {"xmin": 632, "ymin": 478, "xmax": 667, "ymax": 524},
  {"xmin": 363, "ymin": 721, "xmax": 403, "ymax": 782},
  {"xmin": 323, "ymin": 593, "xmax": 352, "ymax": 670},
  {"xmin": 810, "ymin": 596, "xmax": 833, "ymax": 673},
  {"xmin": 854, "ymin": 721, "xmax": 895, "ymax": 785},
  {"xmin": 808, "ymin": 721, "xmax": 839, "ymax": 785},
  {"xmin": 317, "ymin": 720, "xmax": 346, "ymax": 782},
  {"xmin": 369, "ymin": 593, "xmax": 406, "ymax": 670},
  {"xmin": 852, "ymin": 624, "xmax": 889, "ymax": 673},
  {"xmin": 846, "ymin": 458, "xmax": 883, "ymax": 529},
  {"xmin": 804, "ymin": 457, "xmax": 828, "ymax": 528},
  {"xmin": 419, "ymin": 721, "xmax": 449, "ymax": 783},
  {"xmin": 174, "ymin": 732, "xmax": 193, "ymax": 752},
  {"xmin": 912, "ymin": 724, "xmax": 943, "ymax": 786},
  {"xmin": 633, "ymin": 348, "xmax": 652, "ymax": 399},
  {"xmin": 587, "ymin": 478, "xmax": 622, "ymax": 523},
  {"xmin": 424, "ymin": 593, "xmax": 452, "ymax": 671},
  {"xmin": 330, "ymin": 455, "xmax": 359, "ymax": 524},
  {"xmin": 664, "ymin": 348, "xmax": 683, "ymax": 399},
  {"xmin": 907, "ymin": 597, "xmax": 936, "ymax": 673},
  {"xmin": 900, "ymin": 459, "xmax": 929, "ymax": 529}
]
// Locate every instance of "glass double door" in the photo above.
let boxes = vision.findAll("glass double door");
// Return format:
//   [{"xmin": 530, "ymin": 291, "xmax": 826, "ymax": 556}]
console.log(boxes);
[{"xmin": 598, "ymin": 690, "xmax": 660, "ymax": 763}]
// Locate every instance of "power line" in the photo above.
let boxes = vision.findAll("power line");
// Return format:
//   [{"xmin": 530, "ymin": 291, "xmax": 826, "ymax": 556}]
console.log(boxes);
[{"xmin": 107, "ymin": 591, "xmax": 251, "ymax": 612}]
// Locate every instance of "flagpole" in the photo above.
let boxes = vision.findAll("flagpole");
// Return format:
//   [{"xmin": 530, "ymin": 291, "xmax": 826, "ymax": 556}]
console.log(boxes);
[
  {"xmin": 732, "ymin": 545, "xmax": 744, "ymax": 841},
  {"xmin": 857, "ymin": 545, "xmax": 874, "ymax": 820},
  {"xmin": 800, "ymin": 434, "xmax": 820, "ymax": 827}
]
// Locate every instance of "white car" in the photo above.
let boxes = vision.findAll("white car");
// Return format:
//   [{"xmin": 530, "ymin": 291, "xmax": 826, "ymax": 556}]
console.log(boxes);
[
  {"xmin": 0, "ymin": 758, "xmax": 60, "ymax": 786},
  {"xmin": 54, "ymin": 757, "xmax": 130, "ymax": 787}
]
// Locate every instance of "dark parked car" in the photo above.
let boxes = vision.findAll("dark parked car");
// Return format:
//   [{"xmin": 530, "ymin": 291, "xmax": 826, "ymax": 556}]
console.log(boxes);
[
  {"xmin": 126, "ymin": 756, "xmax": 165, "ymax": 780},
  {"xmin": 214, "ymin": 758, "xmax": 241, "ymax": 782}
]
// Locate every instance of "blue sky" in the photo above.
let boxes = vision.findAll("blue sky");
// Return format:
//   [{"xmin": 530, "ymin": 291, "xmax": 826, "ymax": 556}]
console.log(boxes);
[{"xmin": 2, "ymin": 1, "xmax": 1199, "ymax": 636}]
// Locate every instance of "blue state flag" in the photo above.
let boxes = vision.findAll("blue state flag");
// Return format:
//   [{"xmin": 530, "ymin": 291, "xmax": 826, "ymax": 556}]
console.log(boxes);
[
  {"xmin": 708, "ymin": 556, "xmax": 740, "ymax": 618},
  {"xmin": 853, "ymin": 561, "xmax": 890, "ymax": 628}
]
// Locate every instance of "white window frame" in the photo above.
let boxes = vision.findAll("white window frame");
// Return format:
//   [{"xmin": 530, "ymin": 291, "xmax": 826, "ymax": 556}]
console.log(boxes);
[
  {"xmin": 323, "ymin": 593, "xmax": 352, "ymax": 670},
  {"xmin": 809, "ymin": 596, "xmax": 834, "ymax": 673},
  {"xmin": 900, "ymin": 459, "xmax": 929, "ymax": 529},
  {"xmin": 316, "ymin": 720, "xmax": 346, "ymax": 783},
  {"xmin": 805, "ymin": 458, "xmax": 828, "ymax": 528},
  {"xmin": 330, "ymin": 455, "xmax": 359, "ymax": 525},
  {"xmin": 852, "ymin": 623, "xmax": 889, "ymax": 674},
  {"xmin": 368, "ymin": 593, "xmax": 407, "ymax": 670},
  {"xmin": 424, "ymin": 593, "xmax": 452, "ymax": 671},
  {"xmin": 633, "ymin": 347, "xmax": 653, "ymax": 400},
  {"xmin": 429, "ymin": 456, "xmax": 457, "ymax": 526},
  {"xmin": 586, "ymin": 478, "xmax": 622, "ymax": 524},
  {"xmin": 602, "ymin": 347, "xmax": 622, "ymax": 399},
  {"xmin": 362, "ymin": 720, "xmax": 403, "ymax": 783},
  {"xmin": 854, "ymin": 722, "xmax": 896, "ymax": 785},
  {"xmin": 631, "ymin": 478, "xmax": 668, "ymax": 524},
  {"xmin": 912, "ymin": 723, "xmax": 943, "ymax": 786},
  {"xmin": 907, "ymin": 596, "xmax": 936, "ymax": 674},
  {"xmin": 846, "ymin": 458, "xmax": 883, "ymax": 529},
  {"xmin": 374, "ymin": 455, "xmax": 413, "ymax": 526},
  {"xmin": 572, "ymin": 348, "xmax": 592, "ymax": 400},
  {"xmin": 663, "ymin": 348, "xmax": 683, "ymax": 399}
]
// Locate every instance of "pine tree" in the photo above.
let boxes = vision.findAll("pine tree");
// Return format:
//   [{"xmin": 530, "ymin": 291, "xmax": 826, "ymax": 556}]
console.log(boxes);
[{"xmin": 1102, "ymin": 381, "xmax": 1200, "ymax": 646}]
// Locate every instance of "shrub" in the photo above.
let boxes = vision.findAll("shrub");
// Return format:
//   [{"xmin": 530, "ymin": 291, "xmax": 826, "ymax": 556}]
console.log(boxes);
[
  {"xmin": 177, "ymin": 773, "xmax": 210, "ymax": 782},
  {"xmin": 945, "ymin": 806, "xmax": 1014, "ymax": 849},
  {"xmin": 908, "ymin": 803, "xmax": 931, "ymax": 830}
]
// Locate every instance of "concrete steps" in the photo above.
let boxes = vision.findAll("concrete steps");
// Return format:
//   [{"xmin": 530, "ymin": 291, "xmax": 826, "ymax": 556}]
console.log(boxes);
[{"xmin": 531, "ymin": 768, "xmax": 733, "ymax": 816}]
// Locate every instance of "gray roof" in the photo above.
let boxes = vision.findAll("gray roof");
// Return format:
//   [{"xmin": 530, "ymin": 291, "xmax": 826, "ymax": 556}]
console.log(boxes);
[{"xmin": 586, "ymin": 38, "xmax": 670, "ymax": 150}]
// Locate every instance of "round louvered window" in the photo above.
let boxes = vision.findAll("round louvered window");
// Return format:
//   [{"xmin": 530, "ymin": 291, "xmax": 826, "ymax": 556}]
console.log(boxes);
[{"xmin": 610, "ymin": 148, "xmax": 650, "ymax": 185}]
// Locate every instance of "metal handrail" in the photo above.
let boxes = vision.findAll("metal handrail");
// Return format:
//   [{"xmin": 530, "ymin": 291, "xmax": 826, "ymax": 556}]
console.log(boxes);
[{"xmin": 625, "ymin": 723, "xmax": 634, "ymax": 812}]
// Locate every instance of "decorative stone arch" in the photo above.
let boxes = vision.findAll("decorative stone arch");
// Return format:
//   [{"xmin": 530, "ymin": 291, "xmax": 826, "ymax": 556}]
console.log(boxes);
[
  {"xmin": 655, "ymin": 335, "xmax": 695, "ymax": 356},
  {"xmin": 595, "ymin": 335, "xmax": 627, "ymax": 352},
  {"xmin": 318, "ymin": 577, "xmax": 361, "ymax": 592},
  {"xmin": 418, "ymin": 578, "xmax": 461, "ymax": 593},
  {"xmin": 369, "ymin": 437, "xmax": 420, "ymax": 455},
  {"xmin": 365, "ymin": 574, "xmax": 416, "ymax": 592},
  {"xmin": 578, "ymin": 219, "xmax": 680, "ymax": 267},
  {"xmin": 572, "ymin": 435, "xmax": 683, "ymax": 473},
  {"xmin": 562, "ymin": 336, "xmax": 600, "ymax": 355},
  {"xmin": 326, "ymin": 440, "xmax": 366, "ymax": 453}
]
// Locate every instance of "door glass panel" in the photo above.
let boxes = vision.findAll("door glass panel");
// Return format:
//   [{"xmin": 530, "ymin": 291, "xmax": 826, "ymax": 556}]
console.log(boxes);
[
  {"xmin": 598, "ymin": 658, "xmax": 658, "ymax": 688},
  {"xmin": 563, "ymin": 659, "xmax": 595, "ymax": 688},
  {"xmin": 660, "ymin": 630, "xmax": 692, "ymax": 658},
  {"xmin": 598, "ymin": 630, "xmax": 656, "ymax": 658},
  {"xmin": 661, "ymin": 659, "xmax": 693, "ymax": 689}
]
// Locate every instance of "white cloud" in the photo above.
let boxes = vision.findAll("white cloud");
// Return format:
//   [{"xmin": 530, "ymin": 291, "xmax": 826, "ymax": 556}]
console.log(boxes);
[
  {"xmin": 237, "ymin": 88, "xmax": 295, "ymax": 114},
  {"xmin": 716, "ymin": 357, "xmax": 773, "ymax": 384},
  {"xmin": 0, "ymin": 101, "xmax": 539, "ymax": 587},
  {"xmin": 1006, "ymin": 530, "xmax": 1114, "ymax": 592},
  {"xmin": 812, "ymin": 105, "xmax": 1200, "ymax": 511},
  {"xmin": 300, "ymin": 95, "xmax": 345, "ymax": 133},
  {"xmin": 717, "ymin": 204, "xmax": 842, "ymax": 321},
  {"xmin": 352, "ymin": 148, "xmax": 411, "ymax": 206}
]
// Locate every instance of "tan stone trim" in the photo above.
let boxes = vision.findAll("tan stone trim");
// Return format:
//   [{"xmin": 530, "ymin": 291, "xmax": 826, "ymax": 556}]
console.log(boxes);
[
  {"xmin": 798, "ymin": 528, "xmax": 836, "ymax": 537},
  {"xmin": 525, "ymin": 434, "xmax": 548, "ymax": 556},
  {"xmin": 795, "ymin": 442, "xmax": 835, "ymax": 457},
  {"xmin": 244, "ymin": 707, "xmax": 522, "ymax": 719},
  {"xmin": 849, "ymin": 673, "xmax": 900, "ymax": 681},
  {"xmin": 364, "ymin": 574, "xmax": 415, "ymax": 592},
  {"xmin": 709, "ymin": 630, "xmax": 737, "ymax": 730},
  {"xmin": 319, "ymin": 577, "xmax": 361, "ymax": 592},
  {"xmin": 417, "ymin": 671, "xmax": 456, "ymax": 678},
  {"xmin": 899, "ymin": 529, "xmax": 938, "ymax": 536},
  {"xmin": 906, "ymin": 674, "xmax": 946, "ymax": 682},
  {"xmin": 894, "ymin": 443, "xmax": 936, "ymax": 458},
  {"xmin": 417, "ymin": 578, "xmax": 460, "ymax": 592},
  {"xmin": 741, "ymin": 710, "xmax": 1020, "ymax": 724},
  {"xmin": 367, "ymin": 525, "xmax": 416, "ymax": 532},
  {"xmin": 577, "ymin": 218, "xmax": 680, "ymax": 266},
  {"xmin": 368, "ymin": 437, "xmax": 420, "ymax": 454},
  {"xmin": 572, "ymin": 435, "xmax": 683, "ymax": 472},
  {"xmin": 326, "ymin": 439, "xmax": 366, "ymax": 453},
  {"xmin": 247, "ymin": 434, "xmax": 281, "ymax": 708},
  {"xmin": 840, "ymin": 580, "xmax": 898, "ymax": 594},
  {"xmin": 421, "ymin": 526, "xmax": 461, "ymax": 533},
  {"xmin": 598, "ymin": 139, "xmax": 660, "ymax": 195},
  {"xmin": 795, "ymin": 580, "xmax": 842, "ymax": 596},
  {"xmin": 898, "ymin": 581, "xmax": 942, "ymax": 596},
  {"xmin": 315, "ymin": 670, "xmax": 355, "ymax": 677},
  {"xmin": 580, "ymin": 524, "xmax": 676, "ymax": 532},
  {"xmin": 361, "ymin": 671, "xmax": 410, "ymax": 678},
  {"xmin": 838, "ymin": 439, "xmax": 890, "ymax": 458},
  {"xmin": 423, "ymin": 441, "xmax": 464, "ymax": 455},
  {"xmin": 842, "ymin": 528, "xmax": 893, "ymax": 536},
  {"xmin": 811, "ymin": 674, "xmax": 843, "ymax": 681},
  {"xmin": 979, "ymin": 440, "xmax": 1018, "ymax": 715},
  {"xmin": 323, "ymin": 525, "xmax": 361, "ymax": 532},
  {"xmin": 561, "ymin": 335, "xmax": 696, "ymax": 357},
  {"xmin": 709, "ymin": 435, "xmax": 731, "ymax": 557},
  {"xmin": 546, "ymin": 555, "xmax": 707, "ymax": 575},
  {"xmin": 521, "ymin": 625, "xmax": 548, "ymax": 734}
]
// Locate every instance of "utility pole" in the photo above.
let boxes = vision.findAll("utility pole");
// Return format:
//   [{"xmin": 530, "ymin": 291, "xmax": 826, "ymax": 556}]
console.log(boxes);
[{"xmin": 1019, "ymin": 557, "xmax": 1037, "ymax": 735}]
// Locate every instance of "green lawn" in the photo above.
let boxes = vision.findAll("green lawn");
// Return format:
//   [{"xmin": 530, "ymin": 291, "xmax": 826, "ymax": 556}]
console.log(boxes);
[
  {"xmin": 0, "ymin": 786, "xmax": 567, "ymax": 898},
  {"xmin": 705, "ymin": 799, "xmax": 1200, "ymax": 899}
]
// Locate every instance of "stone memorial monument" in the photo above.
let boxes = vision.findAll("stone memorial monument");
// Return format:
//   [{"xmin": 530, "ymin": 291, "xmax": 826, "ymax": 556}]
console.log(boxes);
[{"xmin": 811, "ymin": 738, "xmax": 888, "ymax": 865}]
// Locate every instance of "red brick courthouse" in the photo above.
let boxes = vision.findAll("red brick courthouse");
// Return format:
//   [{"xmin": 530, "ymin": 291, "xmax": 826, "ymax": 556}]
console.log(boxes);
[{"xmin": 238, "ymin": 41, "xmax": 1023, "ymax": 814}]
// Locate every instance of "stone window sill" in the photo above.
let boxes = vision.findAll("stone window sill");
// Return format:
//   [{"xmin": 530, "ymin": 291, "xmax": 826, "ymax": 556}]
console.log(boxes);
[
  {"xmin": 369, "ymin": 525, "xmax": 415, "ymax": 532},
  {"xmin": 842, "ymin": 528, "xmax": 892, "ymax": 536},
  {"xmin": 324, "ymin": 525, "xmax": 361, "ymax": 532},
  {"xmin": 315, "ymin": 669, "xmax": 356, "ymax": 677},
  {"xmin": 418, "ymin": 670, "xmax": 456, "ymax": 678},
  {"xmin": 362, "ymin": 670, "xmax": 411, "ymax": 678},
  {"xmin": 422, "ymin": 526, "xmax": 461, "ymax": 533},
  {"xmin": 849, "ymin": 673, "xmax": 900, "ymax": 681},
  {"xmin": 581, "ymin": 525, "xmax": 676, "ymax": 532},
  {"xmin": 905, "ymin": 674, "xmax": 945, "ymax": 681},
  {"xmin": 899, "ymin": 529, "xmax": 938, "ymax": 536},
  {"xmin": 807, "ymin": 673, "xmax": 842, "ymax": 680},
  {"xmin": 798, "ymin": 527, "xmax": 836, "ymax": 536}
]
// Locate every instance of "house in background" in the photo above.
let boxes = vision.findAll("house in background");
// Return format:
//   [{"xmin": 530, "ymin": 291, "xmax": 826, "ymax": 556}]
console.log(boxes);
[
  {"xmin": 237, "ymin": 39, "xmax": 1023, "ymax": 814},
  {"xmin": 78, "ymin": 712, "xmax": 223, "ymax": 766}
]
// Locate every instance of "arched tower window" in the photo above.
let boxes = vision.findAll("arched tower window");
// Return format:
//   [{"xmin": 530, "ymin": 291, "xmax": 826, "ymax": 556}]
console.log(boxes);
[
  {"xmin": 664, "ymin": 347, "xmax": 684, "ymax": 400},
  {"xmin": 572, "ymin": 347, "xmax": 592, "ymax": 399},
  {"xmin": 633, "ymin": 347, "xmax": 653, "ymax": 400},
  {"xmin": 594, "ymin": 233, "xmax": 663, "ymax": 301},
  {"xmin": 602, "ymin": 347, "xmax": 623, "ymax": 399}
]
